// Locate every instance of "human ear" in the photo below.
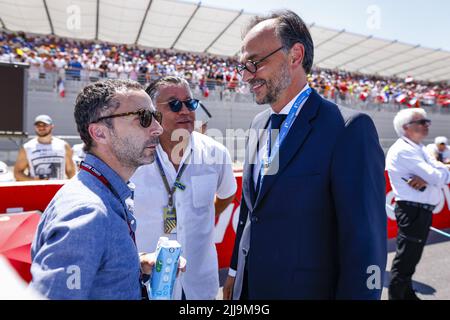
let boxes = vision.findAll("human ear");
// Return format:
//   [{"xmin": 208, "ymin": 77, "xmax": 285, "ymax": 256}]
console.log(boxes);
[{"xmin": 88, "ymin": 123, "xmax": 107, "ymax": 145}]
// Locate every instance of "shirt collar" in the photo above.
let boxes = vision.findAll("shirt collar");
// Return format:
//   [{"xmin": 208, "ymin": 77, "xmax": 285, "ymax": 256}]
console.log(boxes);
[
  {"xmin": 83, "ymin": 153, "xmax": 133, "ymax": 201},
  {"xmin": 271, "ymin": 83, "xmax": 310, "ymax": 115},
  {"xmin": 401, "ymin": 136, "xmax": 424, "ymax": 149},
  {"xmin": 156, "ymin": 133, "xmax": 194, "ymax": 170}
]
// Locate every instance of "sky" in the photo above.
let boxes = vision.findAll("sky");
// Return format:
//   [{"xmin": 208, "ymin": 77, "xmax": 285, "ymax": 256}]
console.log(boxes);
[{"xmin": 189, "ymin": 0, "xmax": 450, "ymax": 51}]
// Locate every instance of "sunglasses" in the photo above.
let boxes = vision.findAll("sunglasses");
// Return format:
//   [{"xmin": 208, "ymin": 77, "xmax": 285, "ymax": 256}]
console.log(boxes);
[
  {"xmin": 407, "ymin": 119, "xmax": 431, "ymax": 126},
  {"xmin": 161, "ymin": 99, "xmax": 200, "ymax": 113},
  {"xmin": 95, "ymin": 109, "xmax": 162, "ymax": 128},
  {"xmin": 235, "ymin": 46, "xmax": 284, "ymax": 76}
]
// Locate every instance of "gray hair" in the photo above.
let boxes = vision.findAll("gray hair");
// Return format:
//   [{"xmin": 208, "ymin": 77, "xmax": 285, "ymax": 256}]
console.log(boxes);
[
  {"xmin": 243, "ymin": 10, "xmax": 314, "ymax": 74},
  {"xmin": 393, "ymin": 108, "xmax": 427, "ymax": 137},
  {"xmin": 145, "ymin": 76, "xmax": 191, "ymax": 101},
  {"xmin": 74, "ymin": 79, "xmax": 143, "ymax": 152}
]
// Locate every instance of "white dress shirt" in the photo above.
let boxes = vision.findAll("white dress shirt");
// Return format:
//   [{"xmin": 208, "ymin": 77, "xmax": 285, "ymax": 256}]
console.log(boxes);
[
  {"xmin": 131, "ymin": 131, "xmax": 237, "ymax": 300},
  {"xmin": 253, "ymin": 83, "xmax": 311, "ymax": 187},
  {"xmin": 386, "ymin": 136, "xmax": 450, "ymax": 205}
]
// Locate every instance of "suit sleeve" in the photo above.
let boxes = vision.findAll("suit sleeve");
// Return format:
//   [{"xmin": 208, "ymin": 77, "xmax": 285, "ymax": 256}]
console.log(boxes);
[
  {"xmin": 229, "ymin": 192, "xmax": 249, "ymax": 273},
  {"xmin": 331, "ymin": 113, "xmax": 387, "ymax": 300}
]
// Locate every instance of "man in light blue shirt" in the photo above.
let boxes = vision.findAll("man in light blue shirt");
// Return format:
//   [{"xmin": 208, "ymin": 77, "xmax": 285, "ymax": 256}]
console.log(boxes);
[{"xmin": 30, "ymin": 79, "xmax": 163, "ymax": 299}]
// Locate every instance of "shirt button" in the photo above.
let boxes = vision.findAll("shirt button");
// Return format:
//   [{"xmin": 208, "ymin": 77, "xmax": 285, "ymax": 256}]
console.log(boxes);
[{"xmin": 251, "ymin": 216, "xmax": 258, "ymax": 223}]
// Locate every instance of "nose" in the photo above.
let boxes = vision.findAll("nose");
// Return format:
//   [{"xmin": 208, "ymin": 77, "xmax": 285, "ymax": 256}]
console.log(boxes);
[
  {"xmin": 241, "ymin": 69, "xmax": 255, "ymax": 83},
  {"xmin": 150, "ymin": 118, "xmax": 163, "ymax": 136},
  {"xmin": 178, "ymin": 102, "xmax": 192, "ymax": 115}
]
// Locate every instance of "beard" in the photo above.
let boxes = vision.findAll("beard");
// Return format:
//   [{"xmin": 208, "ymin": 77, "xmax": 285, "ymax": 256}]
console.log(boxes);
[
  {"xmin": 250, "ymin": 61, "xmax": 291, "ymax": 105},
  {"xmin": 35, "ymin": 129, "xmax": 52, "ymax": 138},
  {"xmin": 110, "ymin": 130, "xmax": 159, "ymax": 169}
]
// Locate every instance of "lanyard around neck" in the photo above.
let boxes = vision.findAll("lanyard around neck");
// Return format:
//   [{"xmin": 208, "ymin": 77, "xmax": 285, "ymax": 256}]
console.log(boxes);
[
  {"xmin": 155, "ymin": 150, "xmax": 192, "ymax": 208},
  {"xmin": 259, "ymin": 88, "xmax": 312, "ymax": 185}
]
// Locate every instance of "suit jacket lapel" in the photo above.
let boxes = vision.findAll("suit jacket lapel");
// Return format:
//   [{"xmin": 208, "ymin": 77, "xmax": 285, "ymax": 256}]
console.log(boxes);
[
  {"xmin": 254, "ymin": 90, "xmax": 321, "ymax": 209},
  {"xmin": 243, "ymin": 110, "xmax": 271, "ymax": 211}
]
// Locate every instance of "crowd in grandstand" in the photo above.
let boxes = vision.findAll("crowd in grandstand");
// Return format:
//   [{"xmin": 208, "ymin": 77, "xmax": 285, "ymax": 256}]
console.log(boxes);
[{"xmin": 1, "ymin": 30, "xmax": 449, "ymax": 107}]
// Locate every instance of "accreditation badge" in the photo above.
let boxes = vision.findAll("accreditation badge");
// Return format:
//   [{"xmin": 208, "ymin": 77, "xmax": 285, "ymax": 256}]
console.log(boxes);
[{"xmin": 163, "ymin": 206, "xmax": 177, "ymax": 234}]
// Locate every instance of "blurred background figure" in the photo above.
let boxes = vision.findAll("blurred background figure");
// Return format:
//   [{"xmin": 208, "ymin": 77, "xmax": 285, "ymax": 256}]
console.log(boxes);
[
  {"xmin": 0, "ymin": 161, "xmax": 14, "ymax": 182},
  {"xmin": 13, "ymin": 115, "xmax": 76, "ymax": 181},
  {"xmin": 386, "ymin": 108, "xmax": 450, "ymax": 300},
  {"xmin": 427, "ymin": 136, "xmax": 450, "ymax": 165},
  {"xmin": 72, "ymin": 142, "xmax": 86, "ymax": 169}
]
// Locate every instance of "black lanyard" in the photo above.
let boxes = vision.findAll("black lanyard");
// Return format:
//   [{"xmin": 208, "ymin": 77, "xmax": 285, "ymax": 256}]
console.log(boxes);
[
  {"xmin": 155, "ymin": 151, "xmax": 192, "ymax": 208},
  {"xmin": 79, "ymin": 161, "xmax": 136, "ymax": 245}
]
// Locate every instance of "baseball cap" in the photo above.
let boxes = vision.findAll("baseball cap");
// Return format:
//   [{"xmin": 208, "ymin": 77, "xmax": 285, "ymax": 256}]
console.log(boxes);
[
  {"xmin": 435, "ymin": 136, "xmax": 448, "ymax": 145},
  {"xmin": 34, "ymin": 115, "xmax": 53, "ymax": 125}
]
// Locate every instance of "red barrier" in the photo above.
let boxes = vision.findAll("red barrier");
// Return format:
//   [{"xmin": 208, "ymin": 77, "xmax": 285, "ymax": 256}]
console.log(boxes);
[
  {"xmin": 0, "ymin": 181, "xmax": 63, "ymax": 213},
  {"xmin": 385, "ymin": 171, "xmax": 450, "ymax": 238},
  {"xmin": 1, "ymin": 171, "xmax": 449, "ymax": 279}
]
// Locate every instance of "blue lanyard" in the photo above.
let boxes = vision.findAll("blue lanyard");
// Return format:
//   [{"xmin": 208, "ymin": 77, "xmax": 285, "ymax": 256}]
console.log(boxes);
[{"xmin": 259, "ymin": 88, "xmax": 312, "ymax": 186}]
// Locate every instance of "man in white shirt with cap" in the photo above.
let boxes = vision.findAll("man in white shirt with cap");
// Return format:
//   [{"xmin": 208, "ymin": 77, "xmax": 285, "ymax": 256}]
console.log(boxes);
[
  {"xmin": 14, "ymin": 115, "xmax": 76, "ymax": 181},
  {"xmin": 386, "ymin": 108, "xmax": 450, "ymax": 300}
]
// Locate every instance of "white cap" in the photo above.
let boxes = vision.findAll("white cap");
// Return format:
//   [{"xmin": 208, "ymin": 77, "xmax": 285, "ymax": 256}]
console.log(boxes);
[
  {"xmin": 34, "ymin": 114, "xmax": 53, "ymax": 125},
  {"xmin": 435, "ymin": 136, "xmax": 448, "ymax": 145}
]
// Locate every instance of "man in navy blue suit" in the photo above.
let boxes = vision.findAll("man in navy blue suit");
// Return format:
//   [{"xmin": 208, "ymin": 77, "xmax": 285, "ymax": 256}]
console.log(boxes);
[{"xmin": 223, "ymin": 10, "xmax": 387, "ymax": 300}]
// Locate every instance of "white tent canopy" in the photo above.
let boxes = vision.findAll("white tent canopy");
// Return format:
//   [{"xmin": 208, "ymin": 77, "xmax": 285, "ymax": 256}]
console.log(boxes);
[{"xmin": 1, "ymin": 0, "xmax": 449, "ymax": 82}]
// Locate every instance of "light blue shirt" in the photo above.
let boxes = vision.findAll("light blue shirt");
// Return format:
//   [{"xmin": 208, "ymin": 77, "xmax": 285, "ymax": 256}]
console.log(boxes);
[{"xmin": 30, "ymin": 153, "xmax": 141, "ymax": 300}]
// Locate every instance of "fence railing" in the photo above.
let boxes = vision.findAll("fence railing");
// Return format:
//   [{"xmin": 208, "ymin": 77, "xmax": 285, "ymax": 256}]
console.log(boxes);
[{"xmin": 26, "ymin": 70, "xmax": 450, "ymax": 111}]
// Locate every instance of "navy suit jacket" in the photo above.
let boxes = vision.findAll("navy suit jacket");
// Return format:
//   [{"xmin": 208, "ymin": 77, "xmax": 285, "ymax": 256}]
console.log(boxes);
[{"xmin": 230, "ymin": 89, "xmax": 387, "ymax": 299}]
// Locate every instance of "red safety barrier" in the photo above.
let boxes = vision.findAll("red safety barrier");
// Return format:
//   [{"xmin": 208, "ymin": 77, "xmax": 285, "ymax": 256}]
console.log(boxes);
[
  {"xmin": 385, "ymin": 171, "xmax": 450, "ymax": 238},
  {"xmin": 1, "ymin": 171, "xmax": 450, "ymax": 280}
]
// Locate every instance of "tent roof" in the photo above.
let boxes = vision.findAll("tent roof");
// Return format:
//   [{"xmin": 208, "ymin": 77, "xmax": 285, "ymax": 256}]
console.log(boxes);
[{"xmin": 1, "ymin": 0, "xmax": 448, "ymax": 82}]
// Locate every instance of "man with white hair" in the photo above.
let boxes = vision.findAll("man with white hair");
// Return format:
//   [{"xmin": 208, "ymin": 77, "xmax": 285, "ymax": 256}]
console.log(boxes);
[
  {"xmin": 386, "ymin": 108, "xmax": 450, "ymax": 300},
  {"xmin": 426, "ymin": 136, "xmax": 450, "ymax": 165}
]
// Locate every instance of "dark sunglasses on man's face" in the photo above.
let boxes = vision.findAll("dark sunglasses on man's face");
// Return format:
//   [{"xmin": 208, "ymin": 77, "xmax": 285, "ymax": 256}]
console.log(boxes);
[
  {"xmin": 163, "ymin": 99, "xmax": 200, "ymax": 113},
  {"xmin": 95, "ymin": 109, "xmax": 162, "ymax": 128},
  {"xmin": 408, "ymin": 119, "xmax": 431, "ymax": 126}
]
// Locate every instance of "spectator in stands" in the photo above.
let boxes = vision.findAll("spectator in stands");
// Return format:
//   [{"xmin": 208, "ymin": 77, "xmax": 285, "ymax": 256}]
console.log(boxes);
[
  {"xmin": 25, "ymin": 51, "xmax": 41, "ymax": 80},
  {"xmin": 131, "ymin": 76, "xmax": 236, "ymax": 300},
  {"xmin": 30, "ymin": 79, "xmax": 172, "ymax": 300},
  {"xmin": 66, "ymin": 55, "xmax": 82, "ymax": 80},
  {"xmin": 427, "ymin": 136, "xmax": 450, "ymax": 165},
  {"xmin": 14, "ymin": 115, "xmax": 76, "ymax": 181},
  {"xmin": 2, "ymin": 30, "xmax": 449, "ymax": 108},
  {"xmin": 386, "ymin": 108, "xmax": 450, "ymax": 300},
  {"xmin": 53, "ymin": 52, "xmax": 67, "ymax": 80}
]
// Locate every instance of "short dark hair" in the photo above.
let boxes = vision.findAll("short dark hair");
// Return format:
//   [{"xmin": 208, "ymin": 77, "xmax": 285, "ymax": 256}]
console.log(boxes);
[
  {"xmin": 145, "ymin": 76, "xmax": 191, "ymax": 101},
  {"xmin": 74, "ymin": 79, "xmax": 143, "ymax": 152},
  {"xmin": 243, "ymin": 10, "xmax": 314, "ymax": 74}
]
